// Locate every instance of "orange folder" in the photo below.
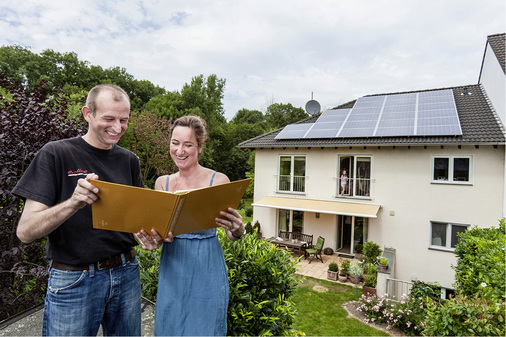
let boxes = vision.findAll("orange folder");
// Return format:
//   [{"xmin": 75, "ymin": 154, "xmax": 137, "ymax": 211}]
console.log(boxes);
[{"xmin": 91, "ymin": 178, "xmax": 251, "ymax": 237}]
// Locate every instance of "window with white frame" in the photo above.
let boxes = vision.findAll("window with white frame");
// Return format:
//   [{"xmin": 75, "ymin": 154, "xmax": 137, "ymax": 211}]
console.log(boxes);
[
  {"xmin": 338, "ymin": 155, "xmax": 372, "ymax": 197},
  {"xmin": 430, "ymin": 221, "xmax": 468, "ymax": 250},
  {"xmin": 432, "ymin": 155, "xmax": 472, "ymax": 183},
  {"xmin": 278, "ymin": 155, "xmax": 306, "ymax": 193},
  {"xmin": 278, "ymin": 209, "xmax": 304, "ymax": 233}
]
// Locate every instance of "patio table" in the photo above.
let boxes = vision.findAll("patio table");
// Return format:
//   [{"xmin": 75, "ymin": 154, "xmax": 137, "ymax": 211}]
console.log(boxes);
[{"xmin": 268, "ymin": 236, "xmax": 308, "ymax": 255}]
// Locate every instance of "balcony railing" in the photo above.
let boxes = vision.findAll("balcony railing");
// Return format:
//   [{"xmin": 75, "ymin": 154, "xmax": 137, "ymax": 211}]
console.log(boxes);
[
  {"xmin": 278, "ymin": 175, "xmax": 305, "ymax": 193},
  {"xmin": 386, "ymin": 278, "xmax": 413, "ymax": 299},
  {"xmin": 338, "ymin": 177, "xmax": 371, "ymax": 197}
]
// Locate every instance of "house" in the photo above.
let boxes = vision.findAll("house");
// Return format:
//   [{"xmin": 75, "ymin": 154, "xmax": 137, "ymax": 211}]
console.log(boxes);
[{"xmin": 238, "ymin": 33, "xmax": 505, "ymax": 297}]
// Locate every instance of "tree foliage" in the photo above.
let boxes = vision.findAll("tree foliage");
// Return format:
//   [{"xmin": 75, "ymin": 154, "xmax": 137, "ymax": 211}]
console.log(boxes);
[
  {"xmin": 119, "ymin": 110, "xmax": 174, "ymax": 188},
  {"xmin": 265, "ymin": 103, "xmax": 308, "ymax": 130},
  {"xmin": 0, "ymin": 45, "xmax": 165, "ymax": 111},
  {"xmin": 0, "ymin": 74, "xmax": 86, "ymax": 320},
  {"xmin": 452, "ymin": 219, "xmax": 505, "ymax": 301}
]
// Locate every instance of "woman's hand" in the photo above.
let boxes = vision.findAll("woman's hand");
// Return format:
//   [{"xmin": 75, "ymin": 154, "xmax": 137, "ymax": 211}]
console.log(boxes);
[
  {"xmin": 216, "ymin": 207, "xmax": 245, "ymax": 241},
  {"xmin": 134, "ymin": 229, "xmax": 173, "ymax": 250}
]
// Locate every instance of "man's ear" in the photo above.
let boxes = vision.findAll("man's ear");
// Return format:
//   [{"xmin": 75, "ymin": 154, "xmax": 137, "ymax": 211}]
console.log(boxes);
[{"xmin": 82, "ymin": 106, "xmax": 92, "ymax": 122}]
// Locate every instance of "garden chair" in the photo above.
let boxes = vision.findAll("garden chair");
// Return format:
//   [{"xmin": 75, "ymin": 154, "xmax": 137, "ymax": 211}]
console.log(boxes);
[{"xmin": 305, "ymin": 236, "xmax": 324, "ymax": 263}]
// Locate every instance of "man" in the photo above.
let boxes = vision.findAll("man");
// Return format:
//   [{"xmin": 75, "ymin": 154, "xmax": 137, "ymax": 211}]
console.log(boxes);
[{"xmin": 12, "ymin": 84, "xmax": 143, "ymax": 336}]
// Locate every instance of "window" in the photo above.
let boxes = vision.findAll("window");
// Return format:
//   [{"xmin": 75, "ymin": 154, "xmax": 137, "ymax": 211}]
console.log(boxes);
[
  {"xmin": 430, "ymin": 221, "xmax": 468, "ymax": 250},
  {"xmin": 432, "ymin": 156, "xmax": 472, "ymax": 183},
  {"xmin": 278, "ymin": 209, "xmax": 304, "ymax": 233},
  {"xmin": 338, "ymin": 155, "xmax": 372, "ymax": 197},
  {"xmin": 278, "ymin": 155, "xmax": 306, "ymax": 193}
]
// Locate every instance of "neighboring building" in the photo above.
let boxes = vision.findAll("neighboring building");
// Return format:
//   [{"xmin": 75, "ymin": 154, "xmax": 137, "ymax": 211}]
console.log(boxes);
[{"xmin": 238, "ymin": 33, "xmax": 505, "ymax": 296}]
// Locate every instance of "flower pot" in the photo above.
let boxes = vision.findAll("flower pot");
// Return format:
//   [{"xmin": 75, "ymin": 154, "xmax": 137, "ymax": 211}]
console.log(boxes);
[
  {"xmin": 338, "ymin": 274, "xmax": 347, "ymax": 282},
  {"xmin": 349, "ymin": 274, "xmax": 361, "ymax": 284},
  {"xmin": 362, "ymin": 285, "xmax": 377, "ymax": 297},
  {"xmin": 327, "ymin": 270, "xmax": 338, "ymax": 281},
  {"xmin": 378, "ymin": 264, "xmax": 388, "ymax": 272},
  {"xmin": 354, "ymin": 253, "xmax": 363, "ymax": 260}
]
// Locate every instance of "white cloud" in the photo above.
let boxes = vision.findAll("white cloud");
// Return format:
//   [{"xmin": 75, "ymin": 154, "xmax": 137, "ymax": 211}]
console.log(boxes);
[{"xmin": 0, "ymin": 0, "xmax": 504, "ymax": 120}]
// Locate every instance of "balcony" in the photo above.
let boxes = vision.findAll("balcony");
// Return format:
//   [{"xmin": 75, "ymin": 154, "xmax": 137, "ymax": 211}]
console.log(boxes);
[
  {"xmin": 338, "ymin": 177, "xmax": 371, "ymax": 198},
  {"xmin": 277, "ymin": 175, "xmax": 305, "ymax": 193}
]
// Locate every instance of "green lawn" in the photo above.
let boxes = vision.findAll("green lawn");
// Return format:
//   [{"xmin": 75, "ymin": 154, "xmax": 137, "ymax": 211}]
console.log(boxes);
[
  {"xmin": 238, "ymin": 198, "xmax": 253, "ymax": 223},
  {"xmin": 291, "ymin": 275, "xmax": 389, "ymax": 336}
]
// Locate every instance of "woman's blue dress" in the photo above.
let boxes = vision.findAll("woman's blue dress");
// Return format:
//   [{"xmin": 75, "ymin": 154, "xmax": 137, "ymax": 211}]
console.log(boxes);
[{"xmin": 154, "ymin": 174, "xmax": 229, "ymax": 336}]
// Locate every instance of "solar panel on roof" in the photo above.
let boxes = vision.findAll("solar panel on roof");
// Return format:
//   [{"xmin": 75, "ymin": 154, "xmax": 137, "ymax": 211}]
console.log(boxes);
[
  {"xmin": 275, "ymin": 89, "xmax": 461, "ymax": 139},
  {"xmin": 274, "ymin": 123, "xmax": 313, "ymax": 139}
]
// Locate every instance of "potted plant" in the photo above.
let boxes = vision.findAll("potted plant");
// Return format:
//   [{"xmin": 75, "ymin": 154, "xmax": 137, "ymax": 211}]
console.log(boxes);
[
  {"xmin": 349, "ymin": 263, "xmax": 363, "ymax": 284},
  {"xmin": 379, "ymin": 256, "xmax": 389, "ymax": 271},
  {"xmin": 362, "ymin": 272, "xmax": 377, "ymax": 297},
  {"xmin": 327, "ymin": 262, "xmax": 339, "ymax": 281},
  {"xmin": 339, "ymin": 260, "xmax": 350, "ymax": 282},
  {"xmin": 363, "ymin": 241, "xmax": 382, "ymax": 265},
  {"xmin": 354, "ymin": 243, "xmax": 363, "ymax": 260}
]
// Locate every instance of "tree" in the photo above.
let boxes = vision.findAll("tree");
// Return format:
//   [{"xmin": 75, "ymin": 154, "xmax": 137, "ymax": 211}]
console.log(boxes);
[
  {"xmin": 0, "ymin": 74, "xmax": 86, "ymax": 320},
  {"xmin": 265, "ymin": 102, "xmax": 308, "ymax": 130},
  {"xmin": 0, "ymin": 45, "xmax": 166, "ymax": 112},
  {"xmin": 119, "ymin": 110, "xmax": 174, "ymax": 188}
]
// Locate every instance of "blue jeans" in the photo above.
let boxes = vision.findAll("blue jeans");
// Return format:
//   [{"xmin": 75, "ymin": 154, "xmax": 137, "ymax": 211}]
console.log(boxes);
[{"xmin": 42, "ymin": 256, "xmax": 141, "ymax": 336}]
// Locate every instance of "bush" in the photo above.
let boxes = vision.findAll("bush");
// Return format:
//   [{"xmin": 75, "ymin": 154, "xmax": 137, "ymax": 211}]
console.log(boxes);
[
  {"xmin": 218, "ymin": 228, "xmax": 300, "ymax": 336},
  {"xmin": 409, "ymin": 280, "xmax": 441, "ymax": 304},
  {"xmin": 423, "ymin": 296, "xmax": 505, "ymax": 336},
  {"xmin": 0, "ymin": 75, "xmax": 86, "ymax": 320},
  {"xmin": 328, "ymin": 262, "xmax": 338, "ymax": 272},
  {"xmin": 340, "ymin": 260, "xmax": 350, "ymax": 275},
  {"xmin": 362, "ymin": 241, "xmax": 382, "ymax": 265},
  {"xmin": 452, "ymin": 219, "xmax": 505, "ymax": 301},
  {"xmin": 358, "ymin": 293, "xmax": 427, "ymax": 335},
  {"xmin": 135, "ymin": 246, "xmax": 161, "ymax": 302},
  {"xmin": 349, "ymin": 263, "xmax": 363, "ymax": 277},
  {"xmin": 245, "ymin": 206, "xmax": 253, "ymax": 217}
]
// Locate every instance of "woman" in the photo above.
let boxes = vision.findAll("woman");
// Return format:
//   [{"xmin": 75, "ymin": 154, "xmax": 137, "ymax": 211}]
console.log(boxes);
[{"xmin": 135, "ymin": 115, "xmax": 245, "ymax": 336}]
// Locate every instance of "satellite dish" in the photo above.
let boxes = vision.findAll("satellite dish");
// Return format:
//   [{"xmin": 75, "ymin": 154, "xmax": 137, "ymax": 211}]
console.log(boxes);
[{"xmin": 305, "ymin": 99, "xmax": 321, "ymax": 115}]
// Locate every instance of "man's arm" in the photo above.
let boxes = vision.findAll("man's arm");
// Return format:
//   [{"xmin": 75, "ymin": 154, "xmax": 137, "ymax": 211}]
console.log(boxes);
[{"xmin": 17, "ymin": 174, "xmax": 100, "ymax": 243}]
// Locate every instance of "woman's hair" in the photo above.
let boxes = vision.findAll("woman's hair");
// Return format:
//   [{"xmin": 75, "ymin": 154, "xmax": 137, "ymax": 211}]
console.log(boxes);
[{"xmin": 171, "ymin": 115, "xmax": 208, "ymax": 149}]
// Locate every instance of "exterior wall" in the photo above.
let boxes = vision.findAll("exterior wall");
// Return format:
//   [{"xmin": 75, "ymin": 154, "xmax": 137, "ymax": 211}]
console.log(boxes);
[
  {"xmin": 252, "ymin": 145, "xmax": 505, "ymax": 289},
  {"xmin": 480, "ymin": 43, "xmax": 506, "ymax": 126}
]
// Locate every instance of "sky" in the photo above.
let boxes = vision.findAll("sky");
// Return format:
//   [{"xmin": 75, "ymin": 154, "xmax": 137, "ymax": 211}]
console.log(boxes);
[{"xmin": 1, "ymin": 0, "xmax": 504, "ymax": 120}]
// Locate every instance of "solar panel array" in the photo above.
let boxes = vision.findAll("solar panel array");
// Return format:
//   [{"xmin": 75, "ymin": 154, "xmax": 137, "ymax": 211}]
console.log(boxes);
[{"xmin": 275, "ymin": 89, "xmax": 462, "ymax": 139}]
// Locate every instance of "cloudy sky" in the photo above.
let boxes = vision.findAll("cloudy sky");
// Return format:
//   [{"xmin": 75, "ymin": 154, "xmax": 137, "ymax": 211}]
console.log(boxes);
[{"xmin": 1, "ymin": 0, "xmax": 504, "ymax": 120}]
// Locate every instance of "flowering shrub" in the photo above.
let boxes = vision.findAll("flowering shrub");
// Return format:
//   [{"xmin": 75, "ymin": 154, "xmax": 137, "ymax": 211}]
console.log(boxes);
[
  {"xmin": 423, "ymin": 295, "xmax": 505, "ymax": 336},
  {"xmin": 357, "ymin": 293, "xmax": 426, "ymax": 336}
]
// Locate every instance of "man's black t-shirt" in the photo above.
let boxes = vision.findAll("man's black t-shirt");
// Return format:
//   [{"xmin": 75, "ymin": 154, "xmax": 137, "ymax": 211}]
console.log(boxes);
[{"xmin": 12, "ymin": 137, "xmax": 143, "ymax": 265}]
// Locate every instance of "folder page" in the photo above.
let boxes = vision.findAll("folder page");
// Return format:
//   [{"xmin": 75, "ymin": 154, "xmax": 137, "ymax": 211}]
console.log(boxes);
[
  {"xmin": 169, "ymin": 178, "xmax": 252, "ymax": 236},
  {"xmin": 91, "ymin": 180, "xmax": 180, "ymax": 237},
  {"xmin": 91, "ymin": 178, "xmax": 251, "ymax": 237}
]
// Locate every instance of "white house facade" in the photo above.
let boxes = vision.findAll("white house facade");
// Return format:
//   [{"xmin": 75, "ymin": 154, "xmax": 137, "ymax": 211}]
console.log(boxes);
[{"xmin": 238, "ymin": 33, "xmax": 505, "ymax": 296}]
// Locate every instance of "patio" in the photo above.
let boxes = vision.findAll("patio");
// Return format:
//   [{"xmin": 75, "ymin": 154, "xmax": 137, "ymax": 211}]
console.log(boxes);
[{"xmin": 294, "ymin": 251, "xmax": 358, "ymax": 283}]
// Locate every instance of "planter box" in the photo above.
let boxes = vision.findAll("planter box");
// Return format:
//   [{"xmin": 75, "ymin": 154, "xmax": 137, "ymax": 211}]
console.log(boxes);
[
  {"xmin": 362, "ymin": 285, "xmax": 377, "ymax": 297},
  {"xmin": 327, "ymin": 270, "xmax": 338, "ymax": 281}
]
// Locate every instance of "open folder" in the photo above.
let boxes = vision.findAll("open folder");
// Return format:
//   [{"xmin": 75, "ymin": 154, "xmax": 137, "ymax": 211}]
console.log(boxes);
[{"xmin": 91, "ymin": 178, "xmax": 251, "ymax": 237}]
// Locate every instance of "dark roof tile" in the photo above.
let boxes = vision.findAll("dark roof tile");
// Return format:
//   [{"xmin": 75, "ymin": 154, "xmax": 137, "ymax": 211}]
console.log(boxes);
[{"xmin": 238, "ymin": 84, "xmax": 505, "ymax": 148}]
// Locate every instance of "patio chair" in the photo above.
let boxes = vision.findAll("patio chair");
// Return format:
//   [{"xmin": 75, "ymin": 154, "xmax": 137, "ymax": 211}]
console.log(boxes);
[{"xmin": 305, "ymin": 236, "xmax": 325, "ymax": 263}]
